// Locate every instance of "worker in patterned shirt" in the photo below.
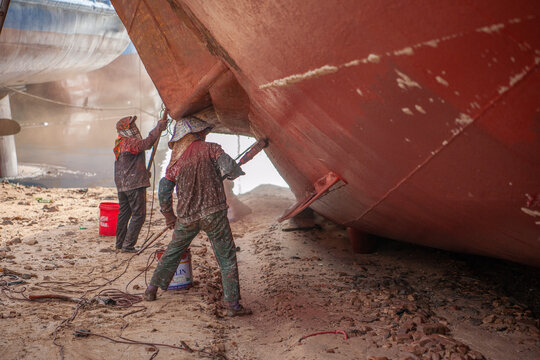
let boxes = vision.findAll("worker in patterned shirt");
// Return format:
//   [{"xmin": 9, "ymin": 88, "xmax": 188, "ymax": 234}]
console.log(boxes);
[
  {"xmin": 144, "ymin": 116, "xmax": 251, "ymax": 317},
  {"xmin": 113, "ymin": 115, "xmax": 167, "ymax": 252}
]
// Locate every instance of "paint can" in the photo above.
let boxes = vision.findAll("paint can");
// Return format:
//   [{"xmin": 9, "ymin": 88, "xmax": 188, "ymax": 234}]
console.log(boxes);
[{"xmin": 155, "ymin": 248, "xmax": 193, "ymax": 290}]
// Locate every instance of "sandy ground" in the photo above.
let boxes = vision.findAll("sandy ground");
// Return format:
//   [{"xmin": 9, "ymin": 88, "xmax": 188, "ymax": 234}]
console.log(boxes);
[{"xmin": 0, "ymin": 181, "xmax": 539, "ymax": 360}]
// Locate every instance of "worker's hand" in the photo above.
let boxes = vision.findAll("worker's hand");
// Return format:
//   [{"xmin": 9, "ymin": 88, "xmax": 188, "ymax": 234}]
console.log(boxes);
[
  {"xmin": 162, "ymin": 211, "xmax": 177, "ymax": 229},
  {"xmin": 158, "ymin": 117, "xmax": 168, "ymax": 132}
]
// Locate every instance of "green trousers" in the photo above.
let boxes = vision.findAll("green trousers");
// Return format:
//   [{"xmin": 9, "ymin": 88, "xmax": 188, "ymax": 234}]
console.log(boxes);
[{"xmin": 150, "ymin": 210, "xmax": 240, "ymax": 302}]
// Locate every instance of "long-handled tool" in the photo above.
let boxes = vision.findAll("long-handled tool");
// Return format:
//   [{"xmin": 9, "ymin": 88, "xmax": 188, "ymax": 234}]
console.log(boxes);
[
  {"xmin": 222, "ymin": 138, "xmax": 269, "ymax": 180},
  {"xmin": 29, "ymin": 294, "xmax": 87, "ymax": 303},
  {"xmin": 146, "ymin": 108, "xmax": 169, "ymax": 171},
  {"xmin": 137, "ymin": 226, "xmax": 169, "ymax": 255}
]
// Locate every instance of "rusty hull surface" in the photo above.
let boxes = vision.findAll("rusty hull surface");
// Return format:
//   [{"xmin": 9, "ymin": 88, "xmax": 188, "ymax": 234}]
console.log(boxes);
[{"xmin": 111, "ymin": 0, "xmax": 540, "ymax": 266}]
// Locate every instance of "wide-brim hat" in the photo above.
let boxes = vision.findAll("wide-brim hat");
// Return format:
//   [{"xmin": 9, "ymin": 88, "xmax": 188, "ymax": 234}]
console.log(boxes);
[{"xmin": 168, "ymin": 116, "xmax": 212, "ymax": 148}]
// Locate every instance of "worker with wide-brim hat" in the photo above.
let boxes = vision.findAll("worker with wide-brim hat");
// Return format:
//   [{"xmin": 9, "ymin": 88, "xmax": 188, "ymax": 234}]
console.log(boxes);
[
  {"xmin": 144, "ymin": 116, "xmax": 251, "ymax": 316},
  {"xmin": 113, "ymin": 115, "xmax": 167, "ymax": 253}
]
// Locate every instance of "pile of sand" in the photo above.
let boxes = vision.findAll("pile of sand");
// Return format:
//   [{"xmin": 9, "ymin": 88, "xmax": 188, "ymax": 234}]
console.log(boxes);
[{"xmin": 0, "ymin": 182, "xmax": 538, "ymax": 359}]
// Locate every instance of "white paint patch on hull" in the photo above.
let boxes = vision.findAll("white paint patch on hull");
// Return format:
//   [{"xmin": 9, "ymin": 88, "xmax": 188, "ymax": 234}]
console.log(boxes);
[
  {"xmin": 401, "ymin": 107, "xmax": 414, "ymax": 116},
  {"xmin": 259, "ymin": 65, "xmax": 338, "ymax": 89},
  {"xmin": 395, "ymin": 69, "xmax": 421, "ymax": 90},
  {"xmin": 455, "ymin": 113, "xmax": 473, "ymax": 126},
  {"xmin": 259, "ymin": 17, "xmax": 535, "ymax": 89},
  {"xmin": 476, "ymin": 23, "xmax": 505, "ymax": 34},
  {"xmin": 394, "ymin": 47, "xmax": 414, "ymax": 56},
  {"xmin": 436, "ymin": 76, "xmax": 449, "ymax": 86},
  {"xmin": 521, "ymin": 208, "xmax": 540, "ymax": 217}
]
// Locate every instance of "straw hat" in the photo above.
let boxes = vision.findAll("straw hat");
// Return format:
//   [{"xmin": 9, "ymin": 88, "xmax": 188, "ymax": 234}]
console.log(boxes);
[{"xmin": 168, "ymin": 116, "xmax": 212, "ymax": 149}]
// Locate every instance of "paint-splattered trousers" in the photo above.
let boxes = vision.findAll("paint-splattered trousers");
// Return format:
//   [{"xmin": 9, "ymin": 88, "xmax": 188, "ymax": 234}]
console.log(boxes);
[
  {"xmin": 149, "ymin": 209, "xmax": 240, "ymax": 302},
  {"xmin": 115, "ymin": 187, "xmax": 146, "ymax": 250}
]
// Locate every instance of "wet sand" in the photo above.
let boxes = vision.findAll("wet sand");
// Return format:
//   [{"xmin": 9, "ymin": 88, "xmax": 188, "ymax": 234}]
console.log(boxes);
[{"xmin": 0, "ymin": 182, "xmax": 538, "ymax": 359}]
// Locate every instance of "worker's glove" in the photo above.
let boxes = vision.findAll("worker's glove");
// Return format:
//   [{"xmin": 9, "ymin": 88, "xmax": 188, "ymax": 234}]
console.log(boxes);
[
  {"xmin": 217, "ymin": 154, "xmax": 245, "ymax": 181},
  {"xmin": 225, "ymin": 168, "xmax": 245, "ymax": 181},
  {"xmin": 161, "ymin": 211, "xmax": 177, "ymax": 229}
]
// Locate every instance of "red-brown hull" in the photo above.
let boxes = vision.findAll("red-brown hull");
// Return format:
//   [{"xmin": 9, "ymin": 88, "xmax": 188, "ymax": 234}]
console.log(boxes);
[{"xmin": 111, "ymin": 0, "xmax": 540, "ymax": 266}]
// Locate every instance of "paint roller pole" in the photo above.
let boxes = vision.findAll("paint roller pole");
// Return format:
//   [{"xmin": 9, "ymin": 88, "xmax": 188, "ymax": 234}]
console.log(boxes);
[
  {"xmin": 137, "ymin": 226, "xmax": 169, "ymax": 255},
  {"xmin": 238, "ymin": 138, "xmax": 268, "ymax": 166},
  {"xmin": 221, "ymin": 138, "xmax": 269, "ymax": 181},
  {"xmin": 146, "ymin": 108, "xmax": 168, "ymax": 171}
]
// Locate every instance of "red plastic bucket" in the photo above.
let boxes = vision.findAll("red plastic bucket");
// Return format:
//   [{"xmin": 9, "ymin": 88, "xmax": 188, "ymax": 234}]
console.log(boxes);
[{"xmin": 99, "ymin": 202, "xmax": 119, "ymax": 236}]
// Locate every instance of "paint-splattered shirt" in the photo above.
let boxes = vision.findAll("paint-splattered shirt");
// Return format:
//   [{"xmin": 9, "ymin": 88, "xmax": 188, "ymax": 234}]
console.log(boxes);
[
  {"xmin": 160, "ymin": 140, "xmax": 244, "ymax": 224},
  {"xmin": 114, "ymin": 125, "xmax": 162, "ymax": 192}
]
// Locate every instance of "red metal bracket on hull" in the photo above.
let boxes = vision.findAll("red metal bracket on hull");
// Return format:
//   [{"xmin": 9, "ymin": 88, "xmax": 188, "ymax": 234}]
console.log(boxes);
[{"xmin": 278, "ymin": 171, "xmax": 346, "ymax": 222}]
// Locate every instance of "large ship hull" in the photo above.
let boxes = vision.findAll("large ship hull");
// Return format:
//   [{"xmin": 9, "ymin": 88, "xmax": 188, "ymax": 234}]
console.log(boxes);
[
  {"xmin": 20, "ymin": 43, "xmax": 160, "ymax": 110},
  {"xmin": 0, "ymin": 0, "xmax": 129, "ymax": 86},
  {"xmin": 111, "ymin": 0, "xmax": 540, "ymax": 266}
]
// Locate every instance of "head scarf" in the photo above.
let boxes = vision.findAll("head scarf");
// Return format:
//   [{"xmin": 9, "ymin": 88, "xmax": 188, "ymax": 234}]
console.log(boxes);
[
  {"xmin": 113, "ymin": 116, "xmax": 141, "ymax": 159},
  {"xmin": 166, "ymin": 133, "xmax": 199, "ymax": 173}
]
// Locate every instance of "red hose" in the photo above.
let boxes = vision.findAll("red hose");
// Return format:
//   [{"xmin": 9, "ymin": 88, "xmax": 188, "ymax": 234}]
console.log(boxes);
[{"xmin": 298, "ymin": 330, "xmax": 348, "ymax": 343}]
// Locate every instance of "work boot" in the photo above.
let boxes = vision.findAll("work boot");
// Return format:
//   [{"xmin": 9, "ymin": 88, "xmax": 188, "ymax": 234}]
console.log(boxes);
[
  {"xmin": 226, "ymin": 301, "xmax": 252, "ymax": 317},
  {"xmin": 121, "ymin": 247, "xmax": 137, "ymax": 253},
  {"xmin": 144, "ymin": 285, "xmax": 158, "ymax": 301}
]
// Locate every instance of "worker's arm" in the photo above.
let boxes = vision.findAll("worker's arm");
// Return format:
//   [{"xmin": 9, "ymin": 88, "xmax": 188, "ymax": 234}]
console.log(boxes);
[
  {"xmin": 124, "ymin": 119, "xmax": 168, "ymax": 154},
  {"xmin": 217, "ymin": 153, "xmax": 245, "ymax": 180},
  {"xmin": 158, "ymin": 177, "xmax": 177, "ymax": 229}
]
